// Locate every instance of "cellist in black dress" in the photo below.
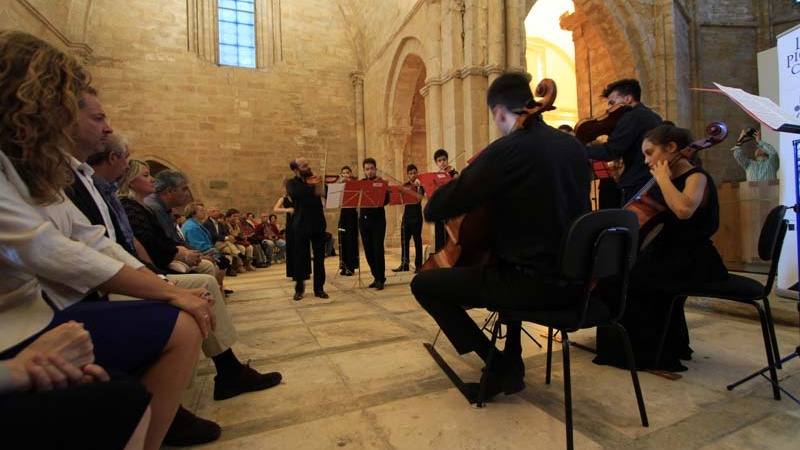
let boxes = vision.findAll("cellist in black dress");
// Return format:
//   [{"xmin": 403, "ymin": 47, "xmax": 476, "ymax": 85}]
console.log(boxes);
[
  {"xmin": 594, "ymin": 124, "xmax": 728, "ymax": 372},
  {"xmin": 336, "ymin": 165, "xmax": 359, "ymax": 276}
]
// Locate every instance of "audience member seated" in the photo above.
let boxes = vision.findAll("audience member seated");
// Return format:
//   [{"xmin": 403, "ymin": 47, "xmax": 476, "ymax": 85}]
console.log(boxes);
[
  {"xmin": 118, "ymin": 161, "xmax": 211, "ymax": 276},
  {"xmin": 53, "ymin": 88, "xmax": 226, "ymax": 444},
  {"xmin": 259, "ymin": 213, "xmax": 287, "ymax": 263},
  {"xmin": 204, "ymin": 206, "xmax": 244, "ymax": 275},
  {"xmin": 238, "ymin": 209, "xmax": 269, "ymax": 268},
  {"xmin": 0, "ymin": 30, "xmax": 207, "ymax": 449},
  {"xmin": 225, "ymin": 209, "xmax": 257, "ymax": 271},
  {"xmin": 182, "ymin": 202, "xmax": 225, "ymax": 261},
  {"xmin": 1, "ymin": 323, "xmax": 152, "ymax": 450}
]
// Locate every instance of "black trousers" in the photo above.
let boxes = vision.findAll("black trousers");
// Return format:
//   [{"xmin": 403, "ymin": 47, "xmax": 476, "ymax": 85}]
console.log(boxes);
[
  {"xmin": 400, "ymin": 218, "xmax": 423, "ymax": 268},
  {"xmin": 338, "ymin": 209, "xmax": 359, "ymax": 272},
  {"xmin": 359, "ymin": 215, "xmax": 386, "ymax": 282},
  {"xmin": 293, "ymin": 230, "xmax": 326, "ymax": 292},
  {"xmin": 598, "ymin": 178, "xmax": 623, "ymax": 209},
  {"xmin": 411, "ymin": 265, "xmax": 574, "ymax": 361}
]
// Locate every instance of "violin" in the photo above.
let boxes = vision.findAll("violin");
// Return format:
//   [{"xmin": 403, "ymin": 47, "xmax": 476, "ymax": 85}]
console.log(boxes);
[
  {"xmin": 575, "ymin": 103, "xmax": 633, "ymax": 180},
  {"xmin": 421, "ymin": 78, "xmax": 558, "ymax": 271},
  {"xmin": 626, "ymin": 121, "xmax": 728, "ymax": 249},
  {"xmin": 305, "ymin": 173, "xmax": 346, "ymax": 185},
  {"xmin": 574, "ymin": 103, "xmax": 632, "ymax": 144}
]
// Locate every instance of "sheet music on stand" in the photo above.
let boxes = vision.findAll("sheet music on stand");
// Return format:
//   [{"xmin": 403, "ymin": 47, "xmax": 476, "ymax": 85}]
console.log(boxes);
[
  {"xmin": 704, "ymin": 83, "xmax": 800, "ymax": 133},
  {"xmin": 417, "ymin": 172, "xmax": 453, "ymax": 198},
  {"xmin": 389, "ymin": 185, "xmax": 421, "ymax": 205},
  {"xmin": 325, "ymin": 182, "xmax": 345, "ymax": 210}
]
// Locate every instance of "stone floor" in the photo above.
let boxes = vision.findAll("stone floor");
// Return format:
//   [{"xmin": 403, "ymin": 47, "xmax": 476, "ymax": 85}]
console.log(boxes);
[{"xmin": 175, "ymin": 249, "xmax": 800, "ymax": 449}]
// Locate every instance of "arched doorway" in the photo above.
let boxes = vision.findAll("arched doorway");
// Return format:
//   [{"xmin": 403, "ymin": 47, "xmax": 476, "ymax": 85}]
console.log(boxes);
[
  {"xmin": 143, "ymin": 158, "xmax": 195, "ymax": 204},
  {"xmin": 402, "ymin": 57, "xmax": 427, "ymax": 175},
  {"xmin": 386, "ymin": 41, "xmax": 428, "ymax": 245},
  {"xmin": 145, "ymin": 160, "xmax": 171, "ymax": 177}
]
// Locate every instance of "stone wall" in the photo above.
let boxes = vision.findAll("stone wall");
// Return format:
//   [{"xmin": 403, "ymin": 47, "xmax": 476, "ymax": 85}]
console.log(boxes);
[
  {"xmin": 4, "ymin": 0, "xmax": 800, "ymax": 239},
  {"xmin": 1, "ymin": 0, "xmax": 360, "ymax": 225}
]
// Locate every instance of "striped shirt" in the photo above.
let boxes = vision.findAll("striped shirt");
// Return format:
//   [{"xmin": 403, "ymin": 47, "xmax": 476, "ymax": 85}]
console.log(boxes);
[{"xmin": 732, "ymin": 140, "xmax": 779, "ymax": 182}]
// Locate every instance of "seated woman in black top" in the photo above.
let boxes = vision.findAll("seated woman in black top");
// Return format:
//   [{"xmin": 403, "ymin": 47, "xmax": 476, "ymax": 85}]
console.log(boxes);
[{"xmin": 595, "ymin": 124, "xmax": 728, "ymax": 372}]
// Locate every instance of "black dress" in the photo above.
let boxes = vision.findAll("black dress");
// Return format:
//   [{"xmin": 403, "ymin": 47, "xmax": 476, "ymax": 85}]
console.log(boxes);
[
  {"xmin": 338, "ymin": 208, "xmax": 359, "ymax": 272},
  {"xmin": 594, "ymin": 167, "xmax": 728, "ymax": 371},
  {"xmin": 283, "ymin": 197, "xmax": 296, "ymax": 279}
]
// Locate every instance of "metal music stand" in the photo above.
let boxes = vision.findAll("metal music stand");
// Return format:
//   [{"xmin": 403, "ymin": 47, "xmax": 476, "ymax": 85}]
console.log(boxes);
[{"xmin": 726, "ymin": 138, "xmax": 800, "ymax": 405}]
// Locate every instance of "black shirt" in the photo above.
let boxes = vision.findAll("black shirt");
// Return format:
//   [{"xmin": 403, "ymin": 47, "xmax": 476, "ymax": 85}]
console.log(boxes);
[
  {"xmin": 425, "ymin": 118, "xmax": 591, "ymax": 275},
  {"xmin": 286, "ymin": 177, "xmax": 326, "ymax": 234},
  {"xmin": 586, "ymin": 103, "xmax": 662, "ymax": 193},
  {"xmin": 358, "ymin": 178, "xmax": 390, "ymax": 221},
  {"xmin": 401, "ymin": 182, "xmax": 424, "ymax": 223},
  {"xmin": 120, "ymin": 197, "xmax": 178, "ymax": 270}
]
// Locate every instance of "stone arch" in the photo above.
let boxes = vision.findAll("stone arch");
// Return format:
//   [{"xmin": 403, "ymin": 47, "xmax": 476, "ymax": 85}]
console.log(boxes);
[
  {"xmin": 138, "ymin": 155, "xmax": 179, "ymax": 175},
  {"xmin": 383, "ymin": 36, "xmax": 428, "ymax": 243},
  {"xmin": 561, "ymin": 0, "xmax": 659, "ymax": 119},
  {"xmin": 384, "ymin": 37, "xmax": 428, "ymax": 178},
  {"xmin": 138, "ymin": 155, "xmax": 197, "ymax": 202}
]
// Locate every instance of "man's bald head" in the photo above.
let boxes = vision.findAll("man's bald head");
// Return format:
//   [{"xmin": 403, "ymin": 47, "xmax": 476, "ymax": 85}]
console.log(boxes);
[{"xmin": 291, "ymin": 157, "xmax": 312, "ymax": 177}]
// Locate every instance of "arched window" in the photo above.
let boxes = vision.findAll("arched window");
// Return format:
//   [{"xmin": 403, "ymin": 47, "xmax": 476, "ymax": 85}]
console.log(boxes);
[
  {"xmin": 218, "ymin": 0, "xmax": 256, "ymax": 68},
  {"xmin": 188, "ymin": 0, "xmax": 283, "ymax": 68}
]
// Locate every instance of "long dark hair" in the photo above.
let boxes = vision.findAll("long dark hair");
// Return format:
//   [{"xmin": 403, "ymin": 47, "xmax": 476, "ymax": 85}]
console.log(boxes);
[{"xmin": 644, "ymin": 123, "xmax": 702, "ymax": 166}]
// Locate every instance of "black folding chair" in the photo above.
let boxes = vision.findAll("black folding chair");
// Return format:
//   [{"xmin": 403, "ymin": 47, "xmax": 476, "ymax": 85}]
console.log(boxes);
[
  {"xmin": 477, "ymin": 210, "xmax": 648, "ymax": 450},
  {"xmin": 654, "ymin": 205, "xmax": 789, "ymax": 400}
]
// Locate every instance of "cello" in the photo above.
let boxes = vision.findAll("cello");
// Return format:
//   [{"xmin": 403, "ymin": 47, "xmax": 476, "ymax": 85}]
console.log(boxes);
[
  {"xmin": 626, "ymin": 121, "xmax": 728, "ymax": 249},
  {"xmin": 421, "ymin": 78, "xmax": 558, "ymax": 270}
]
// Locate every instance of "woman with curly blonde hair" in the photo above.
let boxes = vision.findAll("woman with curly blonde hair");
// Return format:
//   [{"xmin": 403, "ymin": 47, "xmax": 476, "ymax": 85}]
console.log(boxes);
[{"xmin": 0, "ymin": 31, "xmax": 212, "ymax": 450}]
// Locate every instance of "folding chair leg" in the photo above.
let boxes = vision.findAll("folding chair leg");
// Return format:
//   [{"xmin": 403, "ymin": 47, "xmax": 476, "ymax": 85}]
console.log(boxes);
[
  {"xmin": 754, "ymin": 303, "xmax": 781, "ymax": 400},
  {"xmin": 546, "ymin": 327, "xmax": 554, "ymax": 385},
  {"xmin": 477, "ymin": 319, "xmax": 502, "ymax": 408},
  {"xmin": 761, "ymin": 296, "xmax": 782, "ymax": 370},
  {"xmin": 614, "ymin": 322, "xmax": 649, "ymax": 427},
  {"xmin": 562, "ymin": 331, "xmax": 573, "ymax": 450}
]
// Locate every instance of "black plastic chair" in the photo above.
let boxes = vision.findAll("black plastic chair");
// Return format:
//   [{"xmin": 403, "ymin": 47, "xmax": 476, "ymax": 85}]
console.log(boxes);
[
  {"xmin": 477, "ymin": 210, "xmax": 648, "ymax": 450},
  {"xmin": 654, "ymin": 205, "xmax": 788, "ymax": 400}
]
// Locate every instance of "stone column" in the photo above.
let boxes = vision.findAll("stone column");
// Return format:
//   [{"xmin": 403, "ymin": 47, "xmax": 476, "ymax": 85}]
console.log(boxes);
[
  {"xmin": 384, "ymin": 126, "xmax": 413, "ymax": 244},
  {"xmin": 504, "ymin": 0, "xmax": 526, "ymax": 73},
  {"xmin": 421, "ymin": 81, "xmax": 443, "ymax": 171},
  {"xmin": 351, "ymin": 71, "xmax": 366, "ymax": 177},
  {"xmin": 461, "ymin": 0, "xmax": 489, "ymax": 160},
  {"xmin": 440, "ymin": 0, "xmax": 466, "ymax": 169},
  {"xmin": 487, "ymin": 0, "xmax": 505, "ymax": 142},
  {"xmin": 561, "ymin": 11, "xmax": 594, "ymax": 119}
]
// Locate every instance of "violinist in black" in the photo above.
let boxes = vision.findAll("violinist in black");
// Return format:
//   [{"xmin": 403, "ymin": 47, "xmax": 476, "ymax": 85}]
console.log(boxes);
[
  {"xmin": 393, "ymin": 164, "xmax": 424, "ymax": 273},
  {"xmin": 432, "ymin": 148, "xmax": 459, "ymax": 251},
  {"xmin": 585, "ymin": 79, "xmax": 662, "ymax": 205},
  {"xmin": 336, "ymin": 165, "xmax": 359, "ymax": 276},
  {"xmin": 285, "ymin": 158, "xmax": 328, "ymax": 300},
  {"xmin": 594, "ymin": 124, "xmax": 728, "ymax": 372},
  {"xmin": 358, "ymin": 158, "xmax": 390, "ymax": 290},
  {"xmin": 411, "ymin": 73, "xmax": 590, "ymax": 402}
]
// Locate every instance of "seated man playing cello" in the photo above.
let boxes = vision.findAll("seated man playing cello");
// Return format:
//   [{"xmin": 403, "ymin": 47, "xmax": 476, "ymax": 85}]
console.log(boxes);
[
  {"xmin": 594, "ymin": 124, "xmax": 728, "ymax": 372},
  {"xmin": 411, "ymin": 73, "xmax": 590, "ymax": 401}
]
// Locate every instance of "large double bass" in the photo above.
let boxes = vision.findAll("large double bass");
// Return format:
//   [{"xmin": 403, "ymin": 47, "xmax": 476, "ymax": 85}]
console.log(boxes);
[{"xmin": 421, "ymin": 78, "xmax": 558, "ymax": 271}]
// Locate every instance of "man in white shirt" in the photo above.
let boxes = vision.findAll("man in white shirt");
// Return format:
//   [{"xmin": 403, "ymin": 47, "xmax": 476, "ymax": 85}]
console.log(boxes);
[{"xmin": 66, "ymin": 90, "xmax": 283, "ymax": 445}]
